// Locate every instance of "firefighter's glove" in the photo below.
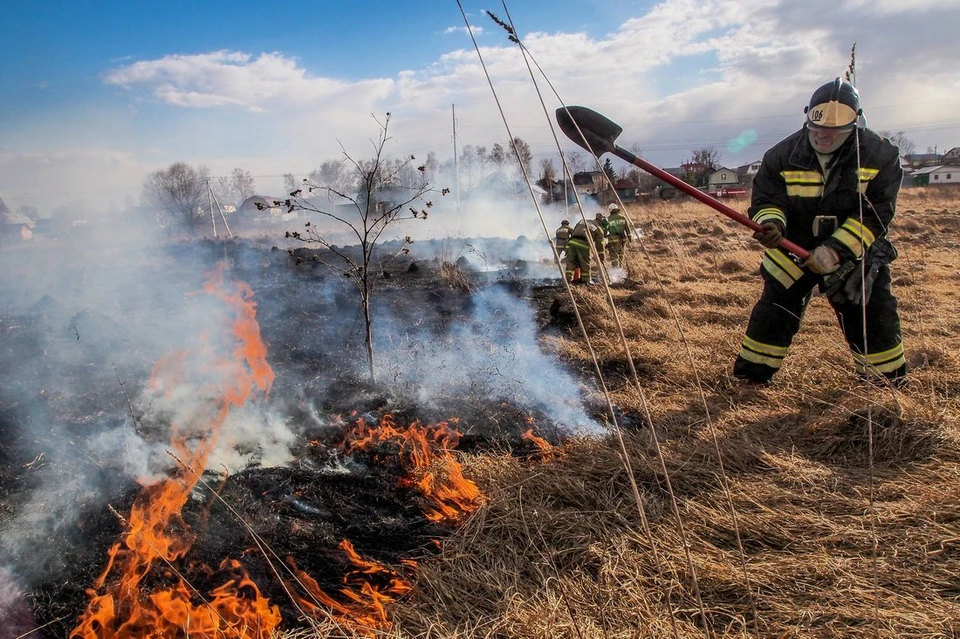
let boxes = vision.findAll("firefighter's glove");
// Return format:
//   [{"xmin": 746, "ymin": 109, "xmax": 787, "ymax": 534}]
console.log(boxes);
[
  {"xmin": 752, "ymin": 221, "xmax": 784, "ymax": 249},
  {"xmin": 802, "ymin": 245, "xmax": 841, "ymax": 274}
]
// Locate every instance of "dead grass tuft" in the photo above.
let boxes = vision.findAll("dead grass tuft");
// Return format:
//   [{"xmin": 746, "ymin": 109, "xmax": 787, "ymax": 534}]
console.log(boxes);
[{"xmin": 282, "ymin": 189, "xmax": 960, "ymax": 639}]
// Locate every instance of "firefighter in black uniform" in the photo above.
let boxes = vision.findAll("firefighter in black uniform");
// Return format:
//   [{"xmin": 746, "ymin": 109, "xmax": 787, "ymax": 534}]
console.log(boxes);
[{"xmin": 733, "ymin": 78, "xmax": 907, "ymax": 386}]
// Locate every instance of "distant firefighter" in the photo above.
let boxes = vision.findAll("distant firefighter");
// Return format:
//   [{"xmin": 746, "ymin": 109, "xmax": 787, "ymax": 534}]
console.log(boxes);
[
  {"xmin": 554, "ymin": 219, "xmax": 572, "ymax": 256},
  {"xmin": 605, "ymin": 203, "xmax": 632, "ymax": 268},
  {"xmin": 565, "ymin": 217, "xmax": 606, "ymax": 284}
]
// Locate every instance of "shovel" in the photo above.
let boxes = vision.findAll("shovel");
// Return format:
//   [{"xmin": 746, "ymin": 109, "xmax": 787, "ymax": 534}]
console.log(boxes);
[{"xmin": 556, "ymin": 105, "xmax": 810, "ymax": 260}]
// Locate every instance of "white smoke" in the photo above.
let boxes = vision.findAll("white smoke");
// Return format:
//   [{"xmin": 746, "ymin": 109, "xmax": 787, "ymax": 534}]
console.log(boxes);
[{"xmin": 378, "ymin": 284, "xmax": 603, "ymax": 435}]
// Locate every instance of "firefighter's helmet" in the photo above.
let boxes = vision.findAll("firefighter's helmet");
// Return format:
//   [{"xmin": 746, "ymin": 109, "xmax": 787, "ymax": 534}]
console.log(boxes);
[
  {"xmin": 804, "ymin": 78, "xmax": 861, "ymax": 131},
  {"xmin": 560, "ymin": 220, "xmax": 569, "ymax": 226},
  {"xmin": 608, "ymin": 203, "xmax": 620, "ymax": 213}
]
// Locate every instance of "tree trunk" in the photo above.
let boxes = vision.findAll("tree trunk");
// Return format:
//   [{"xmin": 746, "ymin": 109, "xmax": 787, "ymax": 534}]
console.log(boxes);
[{"xmin": 361, "ymin": 276, "xmax": 376, "ymax": 384}]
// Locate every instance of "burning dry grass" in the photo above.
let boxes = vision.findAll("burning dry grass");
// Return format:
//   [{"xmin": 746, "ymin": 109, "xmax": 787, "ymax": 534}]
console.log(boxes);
[{"xmin": 277, "ymin": 189, "xmax": 960, "ymax": 638}]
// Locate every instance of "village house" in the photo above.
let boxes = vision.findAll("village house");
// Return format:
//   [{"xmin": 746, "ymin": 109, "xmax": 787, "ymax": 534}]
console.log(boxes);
[
  {"xmin": 0, "ymin": 197, "xmax": 34, "ymax": 243},
  {"xmin": 911, "ymin": 165, "xmax": 960, "ymax": 186},
  {"xmin": 571, "ymin": 170, "xmax": 605, "ymax": 196},
  {"xmin": 900, "ymin": 148, "xmax": 960, "ymax": 169},
  {"xmin": 942, "ymin": 147, "xmax": 960, "ymax": 166},
  {"xmin": 706, "ymin": 166, "xmax": 741, "ymax": 192}
]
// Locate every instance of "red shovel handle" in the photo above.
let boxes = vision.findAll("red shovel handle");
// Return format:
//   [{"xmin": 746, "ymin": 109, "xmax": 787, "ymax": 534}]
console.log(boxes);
[{"xmin": 614, "ymin": 147, "xmax": 810, "ymax": 260}]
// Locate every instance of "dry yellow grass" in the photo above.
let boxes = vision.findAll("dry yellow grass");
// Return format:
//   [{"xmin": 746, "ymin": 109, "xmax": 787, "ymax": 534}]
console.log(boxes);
[{"xmin": 285, "ymin": 188, "xmax": 960, "ymax": 638}]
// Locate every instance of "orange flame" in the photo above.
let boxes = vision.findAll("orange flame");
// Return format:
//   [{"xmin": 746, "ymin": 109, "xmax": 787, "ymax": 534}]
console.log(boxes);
[
  {"xmin": 286, "ymin": 540, "xmax": 412, "ymax": 635},
  {"xmin": 521, "ymin": 428, "xmax": 560, "ymax": 458},
  {"xmin": 341, "ymin": 414, "xmax": 482, "ymax": 523},
  {"xmin": 71, "ymin": 263, "xmax": 280, "ymax": 639}
]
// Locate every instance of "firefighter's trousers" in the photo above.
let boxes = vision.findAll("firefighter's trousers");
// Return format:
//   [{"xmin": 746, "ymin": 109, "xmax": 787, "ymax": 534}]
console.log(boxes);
[
  {"xmin": 607, "ymin": 239, "xmax": 627, "ymax": 269},
  {"xmin": 733, "ymin": 264, "xmax": 906, "ymax": 383},
  {"xmin": 565, "ymin": 238, "xmax": 593, "ymax": 281}
]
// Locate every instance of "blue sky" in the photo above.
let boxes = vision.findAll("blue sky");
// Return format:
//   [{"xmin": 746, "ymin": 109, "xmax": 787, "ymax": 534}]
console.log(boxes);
[{"xmin": 2, "ymin": 0, "xmax": 959, "ymax": 216}]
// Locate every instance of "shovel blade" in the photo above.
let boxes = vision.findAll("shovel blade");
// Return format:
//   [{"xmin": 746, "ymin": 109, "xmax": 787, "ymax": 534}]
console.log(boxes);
[{"xmin": 556, "ymin": 106, "xmax": 622, "ymax": 156}]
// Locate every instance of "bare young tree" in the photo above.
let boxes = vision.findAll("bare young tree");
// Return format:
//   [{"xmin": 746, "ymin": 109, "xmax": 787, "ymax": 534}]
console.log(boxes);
[
  {"xmin": 459, "ymin": 144, "xmax": 476, "ymax": 188},
  {"xmin": 282, "ymin": 173, "xmax": 298, "ymax": 195},
  {"xmin": 284, "ymin": 113, "xmax": 445, "ymax": 383},
  {"xmin": 229, "ymin": 168, "xmax": 256, "ymax": 204},
  {"xmin": 687, "ymin": 146, "xmax": 722, "ymax": 170},
  {"xmin": 141, "ymin": 162, "xmax": 209, "ymax": 233},
  {"xmin": 474, "ymin": 145, "xmax": 488, "ymax": 180},
  {"xmin": 509, "ymin": 136, "xmax": 533, "ymax": 177},
  {"xmin": 490, "ymin": 143, "xmax": 507, "ymax": 172},
  {"xmin": 880, "ymin": 130, "xmax": 916, "ymax": 157},
  {"xmin": 424, "ymin": 152, "xmax": 440, "ymax": 184},
  {"xmin": 308, "ymin": 159, "xmax": 354, "ymax": 196},
  {"xmin": 536, "ymin": 158, "xmax": 557, "ymax": 202},
  {"xmin": 564, "ymin": 150, "xmax": 585, "ymax": 174}
]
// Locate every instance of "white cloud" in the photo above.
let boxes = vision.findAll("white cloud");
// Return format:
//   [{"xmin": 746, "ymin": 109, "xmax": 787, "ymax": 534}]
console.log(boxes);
[
  {"xmin": 443, "ymin": 25, "xmax": 483, "ymax": 36},
  {"xmin": 5, "ymin": 0, "xmax": 959, "ymax": 218},
  {"xmin": 104, "ymin": 50, "xmax": 395, "ymax": 112}
]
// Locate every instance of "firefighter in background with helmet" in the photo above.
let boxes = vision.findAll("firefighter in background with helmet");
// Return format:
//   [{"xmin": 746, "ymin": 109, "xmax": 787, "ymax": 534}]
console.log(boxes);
[
  {"xmin": 565, "ymin": 216, "xmax": 605, "ymax": 284},
  {"xmin": 554, "ymin": 219, "xmax": 572, "ymax": 256},
  {"xmin": 605, "ymin": 203, "xmax": 632, "ymax": 269},
  {"xmin": 733, "ymin": 78, "xmax": 907, "ymax": 386}
]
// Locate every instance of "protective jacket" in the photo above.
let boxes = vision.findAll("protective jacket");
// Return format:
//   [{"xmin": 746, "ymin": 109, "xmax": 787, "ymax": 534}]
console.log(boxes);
[
  {"xmin": 555, "ymin": 224, "xmax": 572, "ymax": 252},
  {"xmin": 606, "ymin": 212, "xmax": 630, "ymax": 241},
  {"xmin": 565, "ymin": 219, "xmax": 605, "ymax": 282},
  {"xmin": 749, "ymin": 126, "xmax": 902, "ymax": 290},
  {"xmin": 734, "ymin": 126, "xmax": 907, "ymax": 384}
]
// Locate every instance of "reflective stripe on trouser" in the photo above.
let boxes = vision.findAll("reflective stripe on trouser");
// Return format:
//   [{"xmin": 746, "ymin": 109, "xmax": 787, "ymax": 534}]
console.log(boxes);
[
  {"xmin": 733, "ymin": 264, "xmax": 906, "ymax": 382},
  {"xmin": 607, "ymin": 239, "xmax": 626, "ymax": 268},
  {"xmin": 565, "ymin": 238, "xmax": 592, "ymax": 280},
  {"xmin": 830, "ymin": 265, "xmax": 906, "ymax": 378}
]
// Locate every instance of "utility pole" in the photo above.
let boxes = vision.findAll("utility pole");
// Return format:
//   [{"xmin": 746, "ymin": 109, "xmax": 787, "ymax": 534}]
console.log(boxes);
[
  {"xmin": 205, "ymin": 179, "xmax": 233, "ymax": 239},
  {"xmin": 452, "ymin": 104, "xmax": 460, "ymax": 214},
  {"xmin": 206, "ymin": 179, "xmax": 218, "ymax": 238}
]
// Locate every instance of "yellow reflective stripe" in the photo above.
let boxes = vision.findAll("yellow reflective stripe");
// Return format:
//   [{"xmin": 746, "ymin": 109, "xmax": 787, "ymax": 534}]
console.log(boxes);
[
  {"xmin": 567, "ymin": 238, "xmax": 590, "ymax": 248},
  {"xmin": 781, "ymin": 171, "xmax": 822, "ymax": 184},
  {"xmin": 738, "ymin": 348, "xmax": 784, "ymax": 368},
  {"xmin": 753, "ymin": 208, "xmax": 786, "ymax": 226},
  {"xmin": 781, "ymin": 171, "xmax": 823, "ymax": 197},
  {"xmin": 857, "ymin": 167, "xmax": 879, "ymax": 193},
  {"xmin": 743, "ymin": 336, "xmax": 789, "ymax": 357},
  {"xmin": 853, "ymin": 343, "xmax": 905, "ymax": 374},
  {"xmin": 786, "ymin": 184, "xmax": 824, "ymax": 197},
  {"xmin": 766, "ymin": 248, "xmax": 803, "ymax": 278},
  {"xmin": 738, "ymin": 337, "xmax": 788, "ymax": 369},
  {"xmin": 832, "ymin": 219, "xmax": 876, "ymax": 258},
  {"xmin": 762, "ymin": 256, "xmax": 795, "ymax": 288}
]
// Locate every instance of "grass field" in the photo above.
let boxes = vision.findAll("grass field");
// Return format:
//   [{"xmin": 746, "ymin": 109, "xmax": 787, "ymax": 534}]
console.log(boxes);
[{"xmin": 288, "ymin": 188, "xmax": 960, "ymax": 638}]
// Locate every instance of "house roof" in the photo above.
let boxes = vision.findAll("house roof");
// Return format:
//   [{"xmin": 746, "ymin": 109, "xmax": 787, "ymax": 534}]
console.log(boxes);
[
  {"xmin": 2, "ymin": 210, "xmax": 34, "ymax": 226},
  {"xmin": 904, "ymin": 153, "xmax": 941, "ymax": 163},
  {"xmin": 240, "ymin": 195, "xmax": 284, "ymax": 210},
  {"xmin": 572, "ymin": 171, "xmax": 601, "ymax": 185},
  {"xmin": 912, "ymin": 165, "xmax": 954, "ymax": 175}
]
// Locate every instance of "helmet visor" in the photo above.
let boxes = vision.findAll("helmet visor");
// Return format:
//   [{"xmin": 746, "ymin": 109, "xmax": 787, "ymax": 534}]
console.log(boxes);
[{"xmin": 806, "ymin": 99, "xmax": 858, "ymax": 131}]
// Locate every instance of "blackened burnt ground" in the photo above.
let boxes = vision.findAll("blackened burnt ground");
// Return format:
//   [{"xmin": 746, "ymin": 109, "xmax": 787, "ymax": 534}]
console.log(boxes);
[{"xmin": 0, "ymin": 236, "xmax": 605, "ymax": 636}]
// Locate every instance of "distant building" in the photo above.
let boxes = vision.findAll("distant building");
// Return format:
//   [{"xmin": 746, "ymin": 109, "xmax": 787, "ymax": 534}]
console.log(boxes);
[
  {"xmin": 236, "ymin": 195, "xmax": 293, "ymax": 226},
  {"xmin": 613, "ymin": 179, "xmax": 639, "ymax": 203},
  {"xmin": 902, "ymin": 152, "xmax": 943, "ymax": 169},
  {"xmin": 571, "ymin": 171, "xmax": 605, "ymax": 196},
  {"xmin": 706, "ymin": 167, "xmax": 741, "ymax": 191},
  {"xmin": 912, "ymin": 166, "xmax": 960, "ymax": 186},
  {"xmin": 0, "ymin": 198, "xmax": 34, "ymax": 242},
  {"xmin": 942, "ymin": 147, "xmax": 960, "ymax": 166}
]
